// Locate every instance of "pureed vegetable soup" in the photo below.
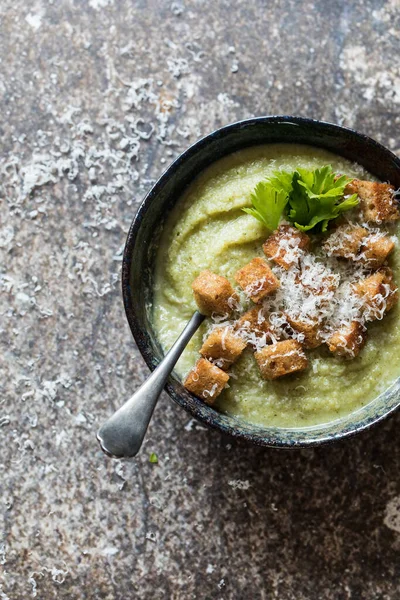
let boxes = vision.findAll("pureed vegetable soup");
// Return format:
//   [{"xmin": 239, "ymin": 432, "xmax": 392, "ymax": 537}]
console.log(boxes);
[{"xmin": 152, "ymin": 144, "xmax": 400, "ymax": 428}]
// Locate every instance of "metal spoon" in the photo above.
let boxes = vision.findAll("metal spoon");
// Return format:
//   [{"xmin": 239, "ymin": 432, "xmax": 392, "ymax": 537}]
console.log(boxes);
[{"xmin": 97, "ymin": 311, "xmax": 205, "ymax": 458}]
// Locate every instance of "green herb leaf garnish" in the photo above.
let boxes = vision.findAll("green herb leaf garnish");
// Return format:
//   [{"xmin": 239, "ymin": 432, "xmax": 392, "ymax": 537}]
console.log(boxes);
[
  {"xmin": 149, "ymin": 452, "xmax": 158, "ymax": 464},
  {"xmin": 242, "ymin": 165, "xmax": 359, "ymax": 233},
  {"xmin": 242, "ymin": 182, "xmax": 289, "ymax": 231}
]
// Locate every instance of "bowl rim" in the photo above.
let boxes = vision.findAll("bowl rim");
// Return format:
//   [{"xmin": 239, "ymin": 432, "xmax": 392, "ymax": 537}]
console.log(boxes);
[{"xmin": 122, "ymin": 115, "xmax": 400, "ymax": 448}]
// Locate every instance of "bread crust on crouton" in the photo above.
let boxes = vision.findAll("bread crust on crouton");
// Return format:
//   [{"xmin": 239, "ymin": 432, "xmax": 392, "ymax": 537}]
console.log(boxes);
[
  {"xmin": 234, "ymin": 258, "xmax": 280, "ymax": 303},
  {"xmin": 254, "ymin": 340, "xmax": 308, "ymax": 380},
  {"xmin": 200, "ymin": 327, "xmax": 246, "ymax": 370},
  {"xmin": 323, "ymin": 224, "xmax": 368, "ymax": 259},
  {"xmin": 353, "ymin": 267, "xmax": 398, "ymax": 321},
  {"xmin": 327, "ymin": 321, "xmax": 367, "ymax": 358},
  {"xmin": 234, "ymin": 306, "xmax": 278, "ymax": 348},
  {"xmin": 360, "ymin": 234, "xmax": 395, "ymax": 268},
  {"xmin": 285, "ymin": 315, "xmax": 323, "ymax": 349},
  {"xmin": 183, "ymin": 358, "xmax": 229, "ymax": 404},
  {"xmin": 345, "ymin": 179, "xmax": 399, "ymax": 223},
  {"xmin": 263, "ymin": 224, "xmax": 310, "ymax": 269},
  {"xmin": 192, "ymin": 270, "xmax": 238, "ymax": 316},
  {"xmin": 235, "ymin": 306, "xmax": 271, "ymax": 334}
]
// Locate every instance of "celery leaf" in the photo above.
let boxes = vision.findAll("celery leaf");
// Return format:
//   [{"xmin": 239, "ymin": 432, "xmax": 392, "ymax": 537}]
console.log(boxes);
[{"xmin": 242, "ymin": 182, "xmax": 288, "ymax": 231}]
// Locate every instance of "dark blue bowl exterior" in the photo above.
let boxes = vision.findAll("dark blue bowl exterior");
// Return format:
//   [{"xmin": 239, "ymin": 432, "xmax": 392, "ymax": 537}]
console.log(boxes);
[{"xmin": 122, "ymin": 116, "xmax": 400, "ymax": 448}]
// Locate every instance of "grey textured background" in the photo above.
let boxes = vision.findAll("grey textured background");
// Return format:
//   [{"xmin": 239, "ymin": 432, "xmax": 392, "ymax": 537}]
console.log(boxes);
[{"xmin": 1, "ymin": 1, "xmax": 400, "ymax": 598}]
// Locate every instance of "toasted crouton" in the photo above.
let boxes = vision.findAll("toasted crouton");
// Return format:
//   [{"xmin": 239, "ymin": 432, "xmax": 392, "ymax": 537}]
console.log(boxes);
[
  {"xmin": 235, "ymin": 306, "xmax": 273, "ymax": 336},
  {"xmin": 327, "ymin": 321, "xmax": 367, "ymax": 358},
  {"xmin": 183, "ymin": 358, "xmax": 229, "ymax": 404},
  {"xmin": 353, "ymin": 267, "xmax": 398, "ymax": 321},
  {"xmin": 323, "ymin": 223, "xmax": 368, "ymax": 259},
  {"xmin": 234, "ymin": 258, "xmax": 280, "ymax": 303},
  {"xmin": 345, "ymin": 179, "xmax": 399, "ymax": 223},
  {"xmin": 200, "ymin": 327, "xmax": 246, "ymax": 370},
  {"xmin": 263, "ymin": 224, "xmax": 310, "ymax": 269},
  {"xmin": 254, "ymin": 340, "xmax": 308, "ymax": 380},
  {"xmin": 360, "ymin": 234, "xmax": 395, "ymax": 268},
  {"xmin": 192, "ymin": 270, "xmax": 238, "ymax": 316},
  {"xmin": 285, "ymin": 315, "xmax": 323, "ymax": 349},
  {"xmin": 234, "ymin": 306, "xmax": 277, "ymax": 347}
]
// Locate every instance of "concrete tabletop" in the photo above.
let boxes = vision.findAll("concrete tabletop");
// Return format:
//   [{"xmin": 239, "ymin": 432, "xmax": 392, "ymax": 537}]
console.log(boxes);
[{"xmin": 1, "ymin": 1, "xmax": 400, "ymax": 598}]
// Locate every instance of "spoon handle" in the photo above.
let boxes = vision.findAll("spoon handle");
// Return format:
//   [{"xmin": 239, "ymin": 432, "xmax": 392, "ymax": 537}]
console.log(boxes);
[{"xmin": 97, "ymin": 311, "xmax": 205, "ymax": 458}]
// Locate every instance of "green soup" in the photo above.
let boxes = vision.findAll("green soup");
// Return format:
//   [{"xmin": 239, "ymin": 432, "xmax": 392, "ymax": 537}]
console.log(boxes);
[{"xmin": 152, "ymin": 144, "xmax": 400, "ymax": 427}]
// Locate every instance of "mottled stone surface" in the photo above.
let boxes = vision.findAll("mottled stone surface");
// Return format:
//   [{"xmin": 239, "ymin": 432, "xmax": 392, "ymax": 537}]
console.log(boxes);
[{"xmin": 1, "ymin": 0, "xmax": 400, "ymax": 598}]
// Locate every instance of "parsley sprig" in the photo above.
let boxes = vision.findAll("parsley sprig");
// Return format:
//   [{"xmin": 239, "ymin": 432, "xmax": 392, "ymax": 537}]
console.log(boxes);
[{"xmin": 242, "ymin": 165, "xmax": 359, "ymax": 233}]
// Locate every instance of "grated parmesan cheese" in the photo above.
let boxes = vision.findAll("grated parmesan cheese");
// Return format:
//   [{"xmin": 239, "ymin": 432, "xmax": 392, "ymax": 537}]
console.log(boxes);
[{"xmin": 208, "ymin": 218, "xmax": 398, "ymax": 357}]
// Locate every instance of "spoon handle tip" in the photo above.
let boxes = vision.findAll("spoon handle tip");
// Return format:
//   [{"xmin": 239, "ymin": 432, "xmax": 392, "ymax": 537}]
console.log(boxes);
[{"xmin": 97, "ymin": 311, "xmax": 205, "ymax": 458}]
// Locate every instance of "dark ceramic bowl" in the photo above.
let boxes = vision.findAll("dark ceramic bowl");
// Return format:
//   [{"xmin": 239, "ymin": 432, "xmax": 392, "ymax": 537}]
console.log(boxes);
[{"xmin": 122, "ymin": 116, "xmax": 400, "ymax": 448}]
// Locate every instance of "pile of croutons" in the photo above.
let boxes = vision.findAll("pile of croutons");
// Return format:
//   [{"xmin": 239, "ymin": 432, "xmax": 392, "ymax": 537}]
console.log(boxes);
[{"xmin": 184, "ymin": 179, "xmax": 399, "ymax": 405}]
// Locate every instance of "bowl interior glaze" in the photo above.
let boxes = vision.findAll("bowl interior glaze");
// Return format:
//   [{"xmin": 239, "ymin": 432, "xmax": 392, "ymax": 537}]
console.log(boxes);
[{"xmin": 122, "ymin": 116, "xmax": 400, "ymax": 447}]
